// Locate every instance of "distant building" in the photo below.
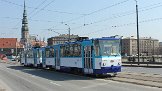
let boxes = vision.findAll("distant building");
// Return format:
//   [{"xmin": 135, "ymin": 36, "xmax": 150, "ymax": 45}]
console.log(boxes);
[
  {"xmin": 31, "ymin": 41, "xmax": 47, "ymax": 47},
  {"xmin": 159, "ymin": 42, "xmax": 162, "ymax": 55},
  {"xmin": 0, "ymin": 38, "xmax": 24, "ymax": 56},
  {"xmin": 121, "ymin": 37, "xmax": 159, "ymax": 56},
  {"xmin": 47, "ymin": 34, "xmax": 88, "ymax": 46}
]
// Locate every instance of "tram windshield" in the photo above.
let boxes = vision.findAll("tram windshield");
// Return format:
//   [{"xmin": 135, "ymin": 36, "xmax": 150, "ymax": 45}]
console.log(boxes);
[{"xmin": 94, "ymin": 39, "xmax": 120, "ymax": 56}]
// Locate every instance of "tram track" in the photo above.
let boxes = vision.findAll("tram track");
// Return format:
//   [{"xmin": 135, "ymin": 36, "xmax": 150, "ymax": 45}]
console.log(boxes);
[
  {"xmin": 116, "ymin": 72, "xmax": 162, "ymax": 83},
  {"xmin": 105, "ymin": 72, "xmax": 162, "ymax": 88}
]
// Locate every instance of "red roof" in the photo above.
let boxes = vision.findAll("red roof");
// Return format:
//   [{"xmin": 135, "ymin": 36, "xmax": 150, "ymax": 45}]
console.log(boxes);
[{"xmin": 0, "ymin": 38, "xmax": 17, "ymax": 48}]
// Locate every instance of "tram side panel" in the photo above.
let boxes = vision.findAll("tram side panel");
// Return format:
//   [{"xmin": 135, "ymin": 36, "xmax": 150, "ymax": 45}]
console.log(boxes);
[
  {"xmin": 25, "ymin": 50, "xmax": 35, "ymax": 66},
  {"xmin": 45, "ymin": 58, "xmax": 55, "ymax": 68},
  {"xmin": 58, "ymin": 42, "xmax": 83, "ymax": 72}
]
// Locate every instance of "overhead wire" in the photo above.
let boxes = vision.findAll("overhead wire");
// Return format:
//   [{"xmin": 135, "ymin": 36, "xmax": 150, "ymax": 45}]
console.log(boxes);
[
  {"xmin": 50, "ymin": 1, "xmax": 162, "ymax": 35},
  {"xmin": 1, "ymin": 0, "xmax": 162, "ymax": 38},
  {"xmin": 0, "ymin": 0, "xmax": 85, "ymax": 30},
  {"xmin": 1, "ymin": 0, "xmax": 60, "ymax": 32},
  {"xmin": 28, "ymin": 0, "xmax": 48, "ymax": 17},
  {"xmin": 29, "ymin": 0, "xmax": 56, "ymax": 19},
  {"xmin": 70, "ymin": 2, "xmax": 162, "ymax": 31},
  {"xmin": 58, "ymin": 0, "xmax": 130, "ymax": 25},
  {"xmin": 49, "ymin": 0, "xmax": 131, "ymax": 33},
  {"xmin": 81, "ymin": 17, "xmax": 162, "ymax": 36},
  {"xmin": 0, "ymin": 16, "xmax": 60, "ymax": 23},
  {"xmin": 0, "ymin": 0, "xmax": 84, "ymax": 15}
]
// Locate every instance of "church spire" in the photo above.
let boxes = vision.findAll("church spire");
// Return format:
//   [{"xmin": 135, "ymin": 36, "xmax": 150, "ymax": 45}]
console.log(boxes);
[
  {"xmin": 21, "ymin": 0, "xmax": 29, "ymax": 45},
  {"xmin": 22, "ymin": 0, "xmax": 28, "ymax": 28}
]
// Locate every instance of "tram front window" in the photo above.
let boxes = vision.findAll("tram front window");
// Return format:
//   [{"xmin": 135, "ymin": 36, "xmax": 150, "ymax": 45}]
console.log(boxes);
[{"xmin": 94, "ymin": 40, "xmax": 120, "ymax": 56}]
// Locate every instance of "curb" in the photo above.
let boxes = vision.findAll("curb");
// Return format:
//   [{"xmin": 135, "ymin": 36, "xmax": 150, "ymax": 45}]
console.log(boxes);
[{"xmin": 122, "ymin": 64, "xmax": 162, "ymax": 68}]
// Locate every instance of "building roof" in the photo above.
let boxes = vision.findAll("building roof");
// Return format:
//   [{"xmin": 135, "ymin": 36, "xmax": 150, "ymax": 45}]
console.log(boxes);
[
  {"xmin": 0, "ymin": 38, "xmax": 17, "ymax": 48},
  {"xmin": 123, "ymin": 36, "xmax": 159, "ymax": 41}
]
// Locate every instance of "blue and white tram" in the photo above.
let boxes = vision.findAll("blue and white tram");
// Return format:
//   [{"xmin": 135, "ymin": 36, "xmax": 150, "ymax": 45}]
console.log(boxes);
[{"xmin": 21, "ymin": 37, "xmax": 121, "ymax": 75}]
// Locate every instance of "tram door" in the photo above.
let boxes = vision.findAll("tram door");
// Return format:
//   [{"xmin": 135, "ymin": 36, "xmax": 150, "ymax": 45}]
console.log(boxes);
[
  {"xmin": 24, "ymin": 52, "xmax": 27, "ymax": 66},
  {"xmin": 84, "ymin": 46, "xmax": 93, "ymax": 74},
  {"xmin": 42, "ymin": 49, "xmax": 46, "ymax": 68},
  {"xmin": 55, "ymin": 49, "xmax": 60, "ymax": 70},
  {"xmin": 33, "ymin": 49, "xmax": 37, "ymax": 67}
]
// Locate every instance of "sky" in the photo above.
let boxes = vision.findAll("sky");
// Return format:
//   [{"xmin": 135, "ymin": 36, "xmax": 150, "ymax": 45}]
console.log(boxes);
[{"xmin": 0, "ymin": 0, "xmax": 162, "ymax": 41}]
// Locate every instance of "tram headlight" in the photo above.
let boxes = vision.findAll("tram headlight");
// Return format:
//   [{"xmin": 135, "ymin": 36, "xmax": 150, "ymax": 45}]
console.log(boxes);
[
  {"xmin": 103, "ymin": 62, "xmax": 106, "ymax": 66},
  {"xmin": 118, "ymin": 62, "xmax": 121, "ymax": 65},
  {"xmin": 118, "ymin": 59, "xmax": 122, "ymax": 65}
]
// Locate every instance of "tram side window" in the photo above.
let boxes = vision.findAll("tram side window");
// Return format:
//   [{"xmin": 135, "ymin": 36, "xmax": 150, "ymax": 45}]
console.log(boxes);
[
  {"xmin": 69, "ymin": 45, "xmax": 74, "ymax": 57},
  {"xmin": 60, "ymin": 46, "xmax": 65, "ymax": 57},
  {"xmin": 46, "ymin": 48, "xmax": 54, "ymax": 58},
  {"xmin": 62, "ymin": 44, "xmax": 81, "ymax": 57},
  {"xmin": 46, "ymin": 50, "xmax": 50, "ymax": 58},
  {"xmin": 27, "ymin": 51, "xmax": 33, "ymax": 58},
  {"xmin": 74, "ymin": 44, "xmax": 81, "ymax": 57},
  {"xmin": 64, "ymin": 45, "xmax": 70, "ymax": 57},
  {"xmin": 94, "ymin": 41, "xmax": 100, "ymax": 56}
]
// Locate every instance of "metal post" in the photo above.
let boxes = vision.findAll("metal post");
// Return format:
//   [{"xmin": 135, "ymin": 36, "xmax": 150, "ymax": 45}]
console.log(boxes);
[
  {"xmin": 65, "ymin": 24, "xmax": 70, "ymax": 42},
  {"xmin": 16, "ymin": 42, "xmax": 17, "ymax": 56},
  {"xmin": 134, "ymin": 0, "xmax": 140, "ymax": 65},
  {"xmin": 120, "ymin": 36, "xmax": 123, "ymax": 56}
]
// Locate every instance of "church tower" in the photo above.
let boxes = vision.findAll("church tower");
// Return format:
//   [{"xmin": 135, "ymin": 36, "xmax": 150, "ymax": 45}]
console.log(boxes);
[{"xmin": 21, "ymin": 0, "xmax": 29, "ymax": 45}]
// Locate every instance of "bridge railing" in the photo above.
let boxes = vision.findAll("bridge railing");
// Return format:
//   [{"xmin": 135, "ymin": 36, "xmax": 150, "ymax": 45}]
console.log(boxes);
[{"xmin": 122, "ymin": 56, "xmax": 162, "ymax": 66}]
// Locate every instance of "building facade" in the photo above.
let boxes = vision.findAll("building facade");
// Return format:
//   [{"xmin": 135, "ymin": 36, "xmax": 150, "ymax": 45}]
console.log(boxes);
[
  {"xmin": 159, "ymin": 42, "xmax": 162, "ymax": 55},
  {"xmin": 122, "ymin": 37, "xmax": 159, "ymax": 56},
  {"xmin": 47, "ymin": 34, "xmax": 88, "ymax": 46},
  {"xmin": 47, "ymin": 34, "xmax": 79, "ymax": 46}
]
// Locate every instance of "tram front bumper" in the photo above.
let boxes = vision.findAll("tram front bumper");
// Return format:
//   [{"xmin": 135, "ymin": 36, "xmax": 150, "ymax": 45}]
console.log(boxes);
[{"xmin": 94, "ymin": 66, "xmax": 121, "ymax": 74}]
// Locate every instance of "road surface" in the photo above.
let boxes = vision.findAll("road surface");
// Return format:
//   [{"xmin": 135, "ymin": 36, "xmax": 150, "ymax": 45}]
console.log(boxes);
[{"xmin": 0, "ymin": 63, "xmax": 161, "ymax": 91}]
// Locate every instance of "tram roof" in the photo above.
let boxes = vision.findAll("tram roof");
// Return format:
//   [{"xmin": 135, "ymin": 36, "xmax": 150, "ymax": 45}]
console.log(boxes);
[
  {"xmin": 60, "ymin": 41, "xmax": 82, "ymax": 46},
  {"xmin": 92, "ymin": 37, "xmax": 120, "ymax": 40}
]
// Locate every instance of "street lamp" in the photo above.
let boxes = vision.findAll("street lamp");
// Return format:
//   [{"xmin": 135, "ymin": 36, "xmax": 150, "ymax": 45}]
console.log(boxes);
[
  {"xmin": 65, "ymin": 24, "xmax": 71, "ymax": 42},
  {"xmin": 134, "ymin": 0, "xmax": 140, "ymax": 65}
]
